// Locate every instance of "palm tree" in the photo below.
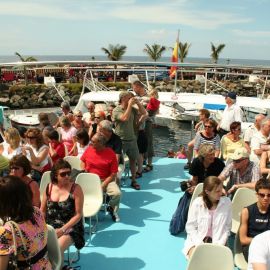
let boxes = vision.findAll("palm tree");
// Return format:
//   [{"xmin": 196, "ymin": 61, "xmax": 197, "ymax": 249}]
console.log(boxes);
[
  {"xmin": 14, "ymin": 52, "xmax": 37, "ymax": 85},
  {"xmin": 178, "ymin": 42, "xmax": 191, "ymax": 63},
  {"xmin": 101, "ymin": 44, "xmax": 127, "ymax": 82},
  {"xmin": 210, "ymin": 43, "xmax": 225, "ymax": 64},
  {"xmin": 143, "ymin": 44, "xmax": 166, "ymax": 82},
  {"xmin": 178, "ymin": 42, "xmax": 191, "ymax": 80}
]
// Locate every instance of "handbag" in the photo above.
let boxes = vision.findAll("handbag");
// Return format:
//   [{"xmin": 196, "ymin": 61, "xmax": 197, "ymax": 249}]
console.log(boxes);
[{"xmin": 6, "ymin": 220, "xmax": 31, "ymax": 270}]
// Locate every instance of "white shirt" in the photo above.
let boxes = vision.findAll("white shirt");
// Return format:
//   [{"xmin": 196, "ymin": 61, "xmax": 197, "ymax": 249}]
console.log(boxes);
[
  {"xmin": 244, "ymin": 124, "xmax": 259, "ymax": 143},
  {"xmin": 183, "ymin": 196, "xmax": 232, "ymax": 257},
  {"xmin": 1, "ymin": 141, "xmax": 22, "ymax": 160},
  {"xmin": 219, "ymin": 103, "xmax": 243, "ymax": 131},
  {"xmin": 248, "ymin": 230, "xmax": 270, "ymax": 270},
  {"xmin": 250, "ymin": 131, "xmax": 268, "ymax": 165}
]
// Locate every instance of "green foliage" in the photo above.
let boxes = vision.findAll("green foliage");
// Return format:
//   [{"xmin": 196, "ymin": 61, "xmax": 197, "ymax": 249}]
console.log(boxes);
[
  {"xmin": 101, "ymin": 44, "xmax": 127, "ymax": 61},
  {"xmin": 143, "ymin": 44, "xmax": 166, "ymax": 61},
  {"xmin": 179, "ymin": 42, "xmax": 191, "ymax": 63},
  {"xmin": 210, "ymin": 43, "xmax": 226, "ymax": 64},
  {"xmin": 63, "ymin": 83, "xmax": 82, "ymax": 95}
]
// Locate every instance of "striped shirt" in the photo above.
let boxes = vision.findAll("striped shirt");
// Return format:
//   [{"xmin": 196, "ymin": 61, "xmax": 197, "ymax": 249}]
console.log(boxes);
[{"xmin": 194, "ymin": 132, "xmax": 221, "ymax": 151}]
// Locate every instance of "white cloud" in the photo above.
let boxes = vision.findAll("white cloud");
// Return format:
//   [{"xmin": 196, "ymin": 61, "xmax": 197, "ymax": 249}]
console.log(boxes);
[
  {"xmin": 0, "ymin": 1, "xmax": 252, "ymax": 29},
  {"xmin": 232, "ymin": 29, "xmax": 270, "ymax": 38},
  {"xmin": 109, "ymin": 5, "xmax": 251, "ymax": 30}
]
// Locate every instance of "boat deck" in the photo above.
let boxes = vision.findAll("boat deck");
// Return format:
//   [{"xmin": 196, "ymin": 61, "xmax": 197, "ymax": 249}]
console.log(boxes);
[{"xmin": 68, "ymin": 157, "xmax": 190, "ymax": 270}]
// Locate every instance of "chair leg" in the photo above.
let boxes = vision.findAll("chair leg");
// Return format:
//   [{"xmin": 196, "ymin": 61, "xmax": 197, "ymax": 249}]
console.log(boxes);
[{"xmin": 66, "ymin": 246, "xmax": 80, "ymax": 266}]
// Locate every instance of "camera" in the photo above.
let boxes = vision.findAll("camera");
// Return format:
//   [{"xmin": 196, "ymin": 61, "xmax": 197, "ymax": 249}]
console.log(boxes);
[{"xmin": 180, "ymin": 181, "xmax": 189, "ymax": 192}]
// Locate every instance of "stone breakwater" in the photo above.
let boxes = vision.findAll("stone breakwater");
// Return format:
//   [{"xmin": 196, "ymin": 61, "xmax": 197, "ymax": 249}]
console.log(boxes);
[{"xmin": 0, "ymin": 79, "xmax": 269, "ymax": 109}]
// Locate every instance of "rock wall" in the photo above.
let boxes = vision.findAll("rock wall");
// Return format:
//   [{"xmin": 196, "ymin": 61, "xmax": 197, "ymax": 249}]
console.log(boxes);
[{"xmin": 0, "ymin": 79, "xmax": 269, "ymax": 109}]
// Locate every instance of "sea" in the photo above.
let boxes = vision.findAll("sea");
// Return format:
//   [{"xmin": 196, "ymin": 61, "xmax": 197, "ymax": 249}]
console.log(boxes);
[
  {"xmin": 1, "ymin": 55, "xmax": 270, "ymax": 67},
  {"xmin": 1, "ymin": 54, "xmax": 268, "ymax": 156}
]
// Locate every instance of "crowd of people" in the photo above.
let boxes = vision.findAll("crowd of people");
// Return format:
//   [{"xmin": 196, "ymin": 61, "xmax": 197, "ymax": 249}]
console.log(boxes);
[
  {"xmin": 0, "ymin": 79, "xmax": 159, "ymax": 269},
  {"xmin": 1, "ymin": 84, "xmax": 270, "ymax": 269},
  {"xmin": 181, "ymin": 92, "xmax": 270, "ymax": 270}
]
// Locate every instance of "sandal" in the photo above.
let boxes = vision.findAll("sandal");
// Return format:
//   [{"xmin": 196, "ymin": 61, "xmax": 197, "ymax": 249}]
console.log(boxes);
[
  {"xmin": 131, "ymin": 181, "xmax": 141, "ymax": 190},
  {"xmin": 143, "ymin": 165, "xmax": 153, "ymax": 172}
]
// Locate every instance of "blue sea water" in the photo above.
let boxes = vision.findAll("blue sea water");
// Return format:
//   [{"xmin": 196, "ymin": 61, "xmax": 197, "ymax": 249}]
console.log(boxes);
[{"xmin": 1, "ymin": 55, "xmax": 270, "ymax": 67}]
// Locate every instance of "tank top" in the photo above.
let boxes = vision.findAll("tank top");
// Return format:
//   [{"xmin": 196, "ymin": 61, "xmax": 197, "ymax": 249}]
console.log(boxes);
[{"xmin": 247, "ymin": 203, "xmax": 270, "ymax": 238}]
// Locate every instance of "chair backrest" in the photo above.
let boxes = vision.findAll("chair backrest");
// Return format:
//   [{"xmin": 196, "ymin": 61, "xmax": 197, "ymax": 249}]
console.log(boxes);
[
  {"xmin": 64, "ymin": 156, "xmax": 82, "ymax": 170},
  {"xmin": 187, "ymin": 243, "xmax": 234, "ymax": 270},
  {"xmin": 75, "ymin": 173, "xmax": 103, "ymax": 217},
  {"xmin": 40, "ymin": 171, "xmax": 51, "ymax": 201},
  {"xmin": 190, "ymin": 183, "xmax": 203, "ymax": 206},
  {"xmin": 47, "ymin": 224, "xmax": 62, "ymax": 270},
  {"xmin": 231, "ymin": 188, "xmax": 257, "ymax": 233},
  {"xmin": 234, "ymin": 229, "xmax": 248, "ymax": 270}
]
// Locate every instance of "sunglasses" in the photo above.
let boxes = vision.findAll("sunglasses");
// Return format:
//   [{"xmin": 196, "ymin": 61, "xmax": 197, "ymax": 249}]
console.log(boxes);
[
  {"xmin": 258, "ymin": 193, "xmax": 270, "ymax": 198},
  {"xmin": 233, "ymin": 158, "xmax": 247, "ymax": 164},
  {"xmin": 76, "ymin": 115, "xmax": 82, "ymax": 118},
  {"xmin": 10, "ymin": 166, "xmax": 20, "ymax": 170},
  {"xmin": 95, "ymin": 116, "xmax": 100, "ymax": 119},
  {"xmin": 59, "ymin": 171, "xmax": 71, "ymax": 177},
  {"xmin": 233, "ymin": 128, "xmax": 241, "ymax": 131},
  {"xmin": 27, "ymin": 136, "xmax": 36, "ymax": 139},
  {"xmin": 205, "ymin": 125, "xmax": 213, "ymax": 128}
]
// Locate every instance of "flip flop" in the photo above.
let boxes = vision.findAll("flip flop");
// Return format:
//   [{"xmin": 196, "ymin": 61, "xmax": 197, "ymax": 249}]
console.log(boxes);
[{"xmin": 131, "ymin": 181, "xmax": 140, "ymax": 190}]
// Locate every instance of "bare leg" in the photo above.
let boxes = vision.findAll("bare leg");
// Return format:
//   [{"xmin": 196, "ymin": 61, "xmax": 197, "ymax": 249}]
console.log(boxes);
[
  {"xmin": 58, "ymin": 234, "xmax": 73, "ymax": 267},
  {"xmin": 187, "ymin": 139, "xmax": 195, "ymax": 164},
  {"xmin": 129, "ymin": 158, "xmax": 137, "ymax": 182},
  {"xmin": 137, "ymin": 154, "xmax": 144, "ymax": 174}
]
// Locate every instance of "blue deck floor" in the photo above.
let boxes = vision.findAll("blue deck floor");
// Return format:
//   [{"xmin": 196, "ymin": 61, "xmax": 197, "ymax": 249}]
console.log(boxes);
[{"xmin": 69, "ymin": 158, "xmax": 192, "ymax": 270}]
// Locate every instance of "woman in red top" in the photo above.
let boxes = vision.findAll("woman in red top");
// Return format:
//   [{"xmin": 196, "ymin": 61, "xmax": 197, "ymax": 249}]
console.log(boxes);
[{"xmin": 146, "ymin": 89, "xmax": 160, "ymax": 117}]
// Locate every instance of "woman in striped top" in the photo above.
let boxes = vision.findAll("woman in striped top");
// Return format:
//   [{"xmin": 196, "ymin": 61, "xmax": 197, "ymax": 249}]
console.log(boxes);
[{"xmin": 194, "ymin": 119, "xmax": 220, "ymax": 157}]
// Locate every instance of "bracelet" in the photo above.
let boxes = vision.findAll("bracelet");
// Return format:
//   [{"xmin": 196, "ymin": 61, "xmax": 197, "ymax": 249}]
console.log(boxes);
[{"xmin": 61, "ymin": 228, "xmax": 66, "ymax": 234}]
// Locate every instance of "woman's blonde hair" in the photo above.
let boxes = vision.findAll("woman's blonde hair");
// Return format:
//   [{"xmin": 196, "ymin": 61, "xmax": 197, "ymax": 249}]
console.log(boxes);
[
  {"xmin": 198, "ymin": 143, "xmax": 215, "ymax": 159},
  {"xmin": 4, "ymin": 127, "xmax": 21, "ymax": 149},
  {"xmin": 60, "ymin": 115, "xmax": 71, "ymax": 128},
  {"xmin": 149, "ymin": 88, "xmax": 159, "ymax": 99}
]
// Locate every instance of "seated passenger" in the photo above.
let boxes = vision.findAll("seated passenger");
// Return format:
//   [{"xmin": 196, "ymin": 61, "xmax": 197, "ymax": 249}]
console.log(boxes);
[
  {"xmin": 40, "ymin": 159, "xmax": 85, "ymax": 267},
  {"xmin": 9, "ymin": 154, "xmax": 40, "ymax": 207},
  {"xmin": 0, "ymin": 127, "xmax": 22, "ymax": 160},
  {"xmin": 260, "ymin": 149, "xmax": 270, "ymax": 178},
  {"xmin": 88, "ymin": 111, "xmax": 106, "ymax": 139},
  {"xmin": 59, "ymin": 115, "xmax": 77, "ymax": 155},
  {"xmin": 23, "ymin": 128, "xmax": 51, "ymax": 182},
  {"xmin": 80, "ymin": 133, "xmax": 121, "ymax": 222},
  {"xmin": 193, "ymin": 119, "xmax": 220, "ymax": 157},
  {"xmin": 47, "ymin": 129, "xmax": 66, "ymax": 164},
  {"xmin": 0, "ymin": 175, "xmax": 51, "ymax": 269},
  {"xmin": 175, "ymin": 145, "xmax": 187, "ymax": 159},
  {"xmin": 72, "ymin": 110, "xmax": 89, "ymax": 129},
  {"xmin": 220, "ymin": 121, "xmax": 246, "ymax": 162},
  {"xmin": 219, "ymin": 147, "xmax": 260, "ymax": 197},
  {"xmin": 239, "ymin": 178, "xmax": 270, "ymax": 261},
  {"xmin": 183, "ymin": 176, "xmax": 232, "ymax": 259},
  {"xmin": 73, "ymin": 128, "xmax": 90, "ymax": 158}
]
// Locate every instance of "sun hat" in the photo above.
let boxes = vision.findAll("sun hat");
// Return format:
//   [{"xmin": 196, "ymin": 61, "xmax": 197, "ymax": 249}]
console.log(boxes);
[{"xmin": 231, "ymin": 147, "xmax": 249, "ymax": 161}]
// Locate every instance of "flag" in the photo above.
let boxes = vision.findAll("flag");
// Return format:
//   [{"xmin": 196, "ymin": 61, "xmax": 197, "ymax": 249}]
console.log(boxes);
[{"xmin": 169, "ymin": 32, "xmax": 179, "ymax": 78}]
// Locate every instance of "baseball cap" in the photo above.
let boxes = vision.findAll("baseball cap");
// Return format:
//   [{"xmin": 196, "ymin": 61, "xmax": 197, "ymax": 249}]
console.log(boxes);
[
  {"xmin": 224, "ymin": 92, "xmax": 237, "ymax": 100},
  {"xmin": 231, "ymin": 147, "xmax": 249, "ymax": 161}
]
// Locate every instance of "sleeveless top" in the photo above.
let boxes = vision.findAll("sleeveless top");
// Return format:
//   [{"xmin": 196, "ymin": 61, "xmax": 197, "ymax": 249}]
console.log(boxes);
[
  {"xmin": 45, "ymin": 183, "xmax": 85, "ymax": 249},
  {"xmin": 247, "ymin": 203, "xmax": 270, "ymax": 238}
]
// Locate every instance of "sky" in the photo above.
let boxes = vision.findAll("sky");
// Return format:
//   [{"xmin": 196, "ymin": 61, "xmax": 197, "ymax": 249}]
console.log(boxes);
[{"xmin": 0, "ymin": 0, "xmax": 269, "ymax": 60}]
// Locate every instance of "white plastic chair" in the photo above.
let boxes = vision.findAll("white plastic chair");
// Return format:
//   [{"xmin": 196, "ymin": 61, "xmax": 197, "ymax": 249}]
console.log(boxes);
[
  {"xmin": 231, "ymin": 188, "xmax": 257, "ymax": 233},
  {"xmin": 186, "ymin": 243, "xmax": 234, "ymax": 270},
  {"xmin": 75, "ymin": 173, "xmax": 103, "ymax": 241},
  {"xmin": 40, "ymin": 171, "xmax": 51, "ymax": 201},
  {"xmin": 64, "ymin": 156, "xmax": 82, "ymax": 170},
  {"xmin": 234, "ymin": 229, "xmax": 248, "ymax": 270},
  {"xmin": 188, "ymin": 183, "xmax": 203, "ymax": 218},
  {"xmin": 47, "ymin": 224, "xmax": 62, "ymax": 270}
]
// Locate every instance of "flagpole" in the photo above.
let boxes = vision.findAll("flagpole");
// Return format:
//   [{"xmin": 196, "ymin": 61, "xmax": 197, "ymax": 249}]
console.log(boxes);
[{"xmin": 174, "ymin": 30, "xmax": 180, "ymax": 96}]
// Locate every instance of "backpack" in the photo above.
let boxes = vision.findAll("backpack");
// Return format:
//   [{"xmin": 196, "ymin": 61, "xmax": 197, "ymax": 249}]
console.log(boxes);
[{"xmin": 169, "ymin": 192, "xmax": 191, "ymax": 235}]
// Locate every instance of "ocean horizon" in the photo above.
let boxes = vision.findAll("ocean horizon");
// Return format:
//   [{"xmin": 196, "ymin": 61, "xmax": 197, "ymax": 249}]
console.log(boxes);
[{"xmin": 1, "ymin": 55, "xmax": 270, "ymax": 67}]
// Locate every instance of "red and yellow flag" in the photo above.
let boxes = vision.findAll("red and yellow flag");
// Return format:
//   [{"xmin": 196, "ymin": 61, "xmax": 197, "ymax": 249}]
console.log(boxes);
[{"xmin": 169, "ymin": 32, "xmax": 179, "ymax": 78}]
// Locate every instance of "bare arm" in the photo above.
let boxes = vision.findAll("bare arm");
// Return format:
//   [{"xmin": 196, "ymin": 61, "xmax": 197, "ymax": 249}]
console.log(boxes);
[
  {"xmin": 30, "ymin": 181, "xmax": 41, "ymax": 207},
  {"xmin": 119, "ymin": 98, "xmax": 136, "ymax": 122},
  {"xmin": 0, "ymin": 255, "xmax": 9, "ymax": 270},
  {"xmin": 40, "ymin": 187, "xmax": 48, "ymax": 218},
  {"xmin": 23, "ymin": 146, "xmax": 49, "ymax": 165},
  {"xmin": 260, "ymin": 151, "xmax": 270, "ymax": 175},
  {"xmin": 101, "ymin": 173, "xmax": 117, "ymax": 191},
  {"xmin": 239, "ymin": 207, "xmax": 252, "ymax": 245},
  {"xmin": 80, "ymin": 161, "xmax": 85, "ymax": 170},
  {"xmin": 252, "ymin": 264, "xmax": 267, "ymax": 270}
]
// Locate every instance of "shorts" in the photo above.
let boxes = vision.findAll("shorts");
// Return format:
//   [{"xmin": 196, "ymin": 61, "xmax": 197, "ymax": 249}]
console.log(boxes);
[{"xmin": 122, "ymin": 139, "xmax": 139, "ymax": 161}]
